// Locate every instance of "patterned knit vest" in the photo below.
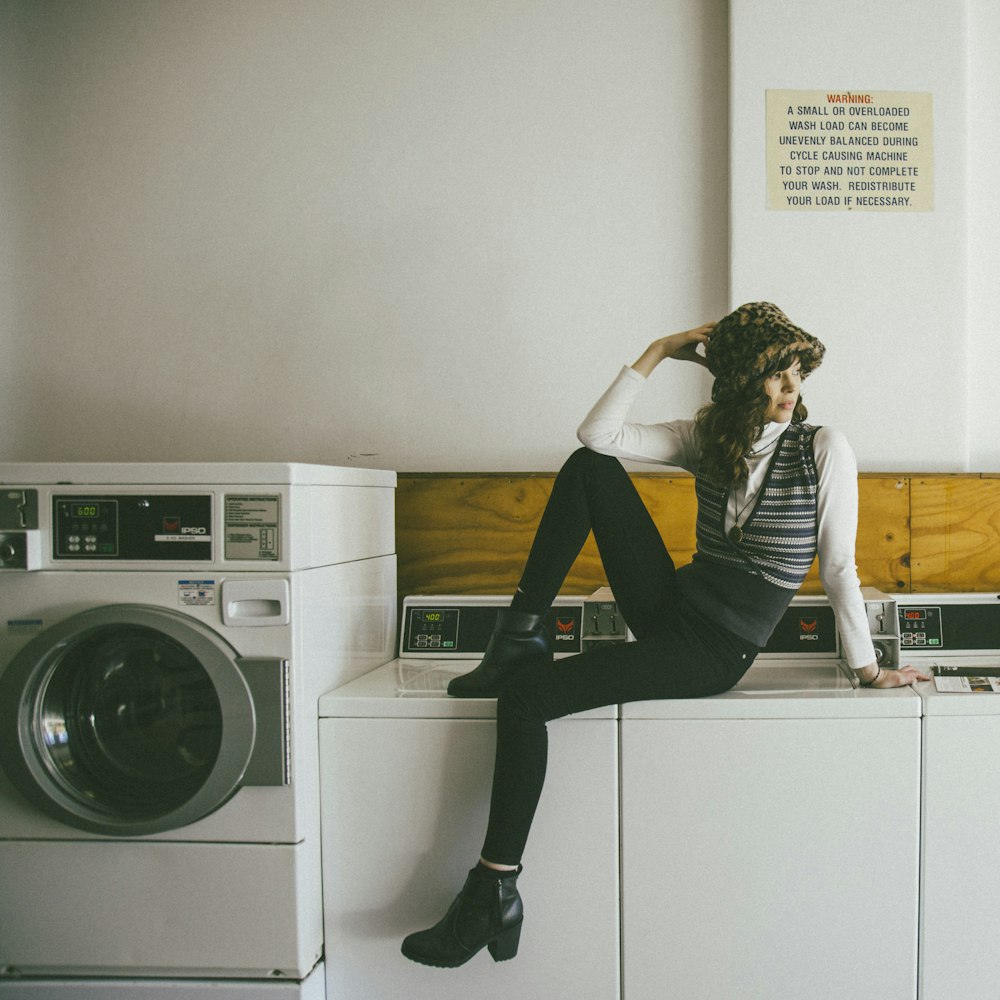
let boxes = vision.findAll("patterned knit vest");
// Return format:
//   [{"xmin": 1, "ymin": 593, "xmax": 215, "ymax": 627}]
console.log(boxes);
[{"xmin": 694, "ymin": 423, "xmax": 819, "ymax": 589}]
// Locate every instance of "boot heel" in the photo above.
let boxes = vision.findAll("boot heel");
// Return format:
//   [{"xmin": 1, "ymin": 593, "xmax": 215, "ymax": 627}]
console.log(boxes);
[
  {"xmin": 402, "ymin": 865, "xmax": 524, "ymax": 968},
  {"xmin": 487, "ymin": 921, "xmax": 522, "ymax": 962}
]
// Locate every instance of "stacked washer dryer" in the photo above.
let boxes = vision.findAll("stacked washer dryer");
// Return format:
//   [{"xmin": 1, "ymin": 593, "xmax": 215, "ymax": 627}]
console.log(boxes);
[{"xmin": 0, "ymin": 463, "xmax": 396, "ymax": 999}]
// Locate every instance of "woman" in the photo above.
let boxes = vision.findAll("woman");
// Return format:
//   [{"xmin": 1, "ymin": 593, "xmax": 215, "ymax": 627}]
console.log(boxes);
[{"xmin": 401, "ymin": 302, "xmax": 928, "ymax": 969}]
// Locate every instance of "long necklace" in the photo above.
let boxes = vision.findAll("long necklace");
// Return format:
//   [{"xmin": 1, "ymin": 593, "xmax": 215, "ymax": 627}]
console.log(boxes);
[
  {"xmin": 727, "ymin": 487, "xmax": 757, "ymax": 545},
  {"xmin": 727, "ymin": 443, "xmax": 767, "ymax": 545}
]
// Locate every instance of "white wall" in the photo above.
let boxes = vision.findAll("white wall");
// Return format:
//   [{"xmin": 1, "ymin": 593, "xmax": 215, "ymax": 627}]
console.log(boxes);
[
  {"xmin": 968, "ymin": 0, "xmax": 1000, "ymax": 469},
  {"xmin": 730, "ymin": 0, "xmax": 968, "ymax": 471},
  {"xmin": 2, "ymin": 0, "xmax": 994, "ymax": 473},
  {"xmin": 0, "ymin": 0, "xmax": 728, "ymax": 471},
  {"xmin": 0, "ymin": 1, "xmax": 27, "ymax": 450}
]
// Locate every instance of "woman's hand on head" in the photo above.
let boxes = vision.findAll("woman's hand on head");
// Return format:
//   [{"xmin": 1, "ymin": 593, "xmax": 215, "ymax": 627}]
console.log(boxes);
[{"xmin": 632, "ymin": 322, "xmax": 714, "ymax": 378}]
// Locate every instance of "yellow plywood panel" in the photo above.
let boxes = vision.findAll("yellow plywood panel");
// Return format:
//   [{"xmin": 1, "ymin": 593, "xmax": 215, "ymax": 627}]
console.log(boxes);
[
  {"xmin": 396, "ymin": 474, "xmax": 701, "ymax": 597},
  {"xmin": 397, "ymin": 473, "xmax": 913, "ymax": 600},
  {"xmin": 633, "ymin": 475, "xmax": 698, "ymax": 567},
  {"xmin": 857, "ymin": 477, "xmax": 911, "ymax": 594},
  {"xmin": 396, "ymin": 475, "xmax": 555, "ymax": 596},
  {"xmin": 911, "ymin": 478, "xmax": 1000, "ymax": 591}
]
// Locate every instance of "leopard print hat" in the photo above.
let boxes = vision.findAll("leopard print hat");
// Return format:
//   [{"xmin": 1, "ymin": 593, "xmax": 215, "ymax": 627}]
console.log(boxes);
[{"xmin": 705, "ymin": 301, "xmax": 825, "ymax": 401}]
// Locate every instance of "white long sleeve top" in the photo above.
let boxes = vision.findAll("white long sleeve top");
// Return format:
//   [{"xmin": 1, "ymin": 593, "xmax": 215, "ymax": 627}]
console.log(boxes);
[{"xmin": 576, "ymin": 366, "xmax": 876, "ymax": 669}]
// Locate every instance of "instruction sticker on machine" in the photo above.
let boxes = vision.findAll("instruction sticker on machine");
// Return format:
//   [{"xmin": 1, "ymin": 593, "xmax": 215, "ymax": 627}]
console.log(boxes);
[
  {"xmin": 224, "ymin": 495, "xmax": 280, "ymax": 561},
  {"xmin": 179, "ymin": 580, "xmax": 216, "ymax": 606}
]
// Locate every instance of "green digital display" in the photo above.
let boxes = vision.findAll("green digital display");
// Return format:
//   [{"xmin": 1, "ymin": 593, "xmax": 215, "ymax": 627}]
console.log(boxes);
[{"xmin": 72, "ymin": 503, "xmax": 100, "ymax": 518}]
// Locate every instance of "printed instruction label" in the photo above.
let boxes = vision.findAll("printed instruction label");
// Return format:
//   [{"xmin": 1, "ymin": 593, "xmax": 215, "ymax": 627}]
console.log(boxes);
[
  {"xmin": 224, "ymin": 495, "xmax": 281, "ymax": 561},
  {"xmin": 179, "ymin": 580, "xmax": 216, "ymax": 606},
  {"xmin": 766, "ymin": 89, "xmax": 933, "ymax": 212}
]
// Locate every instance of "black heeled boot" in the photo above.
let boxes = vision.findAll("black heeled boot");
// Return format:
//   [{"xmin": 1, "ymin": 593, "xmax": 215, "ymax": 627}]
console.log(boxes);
[
  {"xmin": 401, "ymin": 864, "xmax": 524, "ymax": 968},
  {"xmin": 446, "ymin": 609, "xmax": 551, "ymax": 698}
]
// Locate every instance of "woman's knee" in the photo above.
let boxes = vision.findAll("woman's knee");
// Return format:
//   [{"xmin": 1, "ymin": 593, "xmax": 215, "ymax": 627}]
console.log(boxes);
[
  {"xmin": 496, "ymin": 673, "xmax": 539, "ymax": 722},
  {"xmin": 566, "ymin": 445, "xmax": 618, "ymax": 468},
  {"xmin": 497, "ymin": 667, "xmax": 561, "ymax": 725},
  {"xmin": 560, "ymin": 446, "xmax": 621, "ymax": 480}
]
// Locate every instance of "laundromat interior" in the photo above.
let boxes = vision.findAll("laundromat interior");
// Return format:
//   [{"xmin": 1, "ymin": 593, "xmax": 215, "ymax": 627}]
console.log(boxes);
[{"xmin": 3, "ymin": 1, "xmax": 1000, "ymax": 999}]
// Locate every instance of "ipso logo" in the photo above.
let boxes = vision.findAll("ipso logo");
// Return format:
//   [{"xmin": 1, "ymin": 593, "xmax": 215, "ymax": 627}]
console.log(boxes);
[
  {"xmin": 181, "ymin": 526, "xmax": 208, "ymax": 535},
  {"xmin": 799, "ymin": 617, "xmax": 819, "ymax": 641},
  {"xmin": 555, "ymin": 617, "xmax": 577, "ymax": 641}
]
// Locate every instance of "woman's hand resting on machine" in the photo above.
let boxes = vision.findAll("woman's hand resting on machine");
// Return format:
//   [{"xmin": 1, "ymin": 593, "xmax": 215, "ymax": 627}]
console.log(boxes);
[{"xmin": 859, "ymin": 663, "xmax": 932, "ymax": 687}]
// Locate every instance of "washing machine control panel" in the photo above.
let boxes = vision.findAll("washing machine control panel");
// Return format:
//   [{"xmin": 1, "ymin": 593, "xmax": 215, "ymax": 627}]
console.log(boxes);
[
  {"xmin": 896, "ymin": 601, "xmax": 1000, "ymax": 651},
  {"xmin": 898, "ymin": 606, "xmax": 942, "ymax": 648},
  {"xmin": 405, "ymin": 608, "xmax": 462, "ymax": 651},
  {"xmin": 400, "ymin": 598, "xmax": 627, "ymax": 657},
  {"xmin": 53, "ymin": 494, "xmax": 213, "ymax": 560}
]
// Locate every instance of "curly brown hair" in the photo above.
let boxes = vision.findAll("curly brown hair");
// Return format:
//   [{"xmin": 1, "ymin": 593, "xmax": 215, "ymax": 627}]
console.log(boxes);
[{"xmin": 695, "ymin": 355, "xmax": 809, "ymax": 487}]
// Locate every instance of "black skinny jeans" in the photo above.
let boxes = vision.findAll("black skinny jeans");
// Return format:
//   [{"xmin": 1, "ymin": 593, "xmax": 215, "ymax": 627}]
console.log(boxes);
[{"xmin": 480, "ymin": 448, "xmax": 758, "ymax": 865}]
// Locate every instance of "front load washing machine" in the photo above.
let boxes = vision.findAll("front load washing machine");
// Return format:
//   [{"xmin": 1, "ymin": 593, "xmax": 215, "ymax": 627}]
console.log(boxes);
[
  {"xmin": 0, "ymin": 463, "xmax": 396, "ymax": 996},
  {"xmin": 895, "ymin": 593, "xmax": 1000, "ymax": 1000}
]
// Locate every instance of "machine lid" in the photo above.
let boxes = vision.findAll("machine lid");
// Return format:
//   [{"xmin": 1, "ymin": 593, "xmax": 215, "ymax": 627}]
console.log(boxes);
[
  {"xmin": 0, "ymin": 462, "xmax": 396, "ymax": 488},
  {"xmin": 620, "ymin": 663, "xmax": 921, "ymax": 719},
  {"xmin": 318, "ymin": 661, "xmax": 618, "ymax": 720},
  {"xmin": 318, "ymin": 660, "xmax": 920, "ymax": 720},
  {"xmin": 915, "ymin": 671, "xmax": 1000, "ymax": 714},
  {"xmin": 0, "ymin": 604, "xmax": 257, "ymax": 836}
]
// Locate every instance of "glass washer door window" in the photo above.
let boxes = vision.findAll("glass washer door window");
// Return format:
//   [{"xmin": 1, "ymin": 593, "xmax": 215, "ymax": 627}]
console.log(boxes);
[{"xmin": 0, "ymin": 605, "xmax": 256, "ymax": 836}]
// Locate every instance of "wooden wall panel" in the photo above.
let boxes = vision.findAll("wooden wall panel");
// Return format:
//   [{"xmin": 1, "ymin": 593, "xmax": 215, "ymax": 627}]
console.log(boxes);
[
  {"xmin": 394, "ymin": 474, "xmax": 693, "ymax": 596},
  {"xmin": 857, "ymin": 476, "xmax": 911, "ymax": 594},
  {"xmin": 396, "ymin": 475, "xmax": 562, "ymax": 596},
  {"xmin": 911, "ymin": 478, "xmax": 1000, "ymax": 590},
  {"xmin": 396, "ymin": 473, "xmax": 913, "ymax": 599}
]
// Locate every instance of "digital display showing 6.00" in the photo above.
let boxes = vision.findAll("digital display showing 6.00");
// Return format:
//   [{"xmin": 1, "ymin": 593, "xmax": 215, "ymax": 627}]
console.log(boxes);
[{"xmin": 53, "ymin": 496, "xmax": 119, "ymax": 559}]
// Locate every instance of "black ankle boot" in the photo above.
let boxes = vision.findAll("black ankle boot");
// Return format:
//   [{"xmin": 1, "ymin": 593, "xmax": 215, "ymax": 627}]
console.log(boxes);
[
  {"xmin": 401, "ymin": 864, "xmax": 524, "ymax": 968},
  {"xmin": 446, "ymin": 609, "xmax": 551, "ymax": 698}
]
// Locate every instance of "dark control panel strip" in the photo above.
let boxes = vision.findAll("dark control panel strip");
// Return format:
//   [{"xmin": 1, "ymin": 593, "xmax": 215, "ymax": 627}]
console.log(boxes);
[{"xmin": 53, "ymin": 494, "xmax": 213, "ymax": 561}]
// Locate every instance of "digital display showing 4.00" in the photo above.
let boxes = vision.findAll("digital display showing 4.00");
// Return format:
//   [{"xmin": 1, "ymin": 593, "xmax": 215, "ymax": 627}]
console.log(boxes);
[{"xmin": 405, "ymin": 608, "xmax": 460, "ymax": 651}]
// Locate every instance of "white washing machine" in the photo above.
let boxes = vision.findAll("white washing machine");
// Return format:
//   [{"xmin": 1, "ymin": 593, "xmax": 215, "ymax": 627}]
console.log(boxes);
[
  {"xmin": 620, "ymin": 594, "xmax": 922, "ymax": 1000},
  {"xmin": 0, "ymin": 463, "xmax": 396, "ymax": 997},
  {"xmin": 895, "ymin": 593, "xmax": 1000, "ymax": 1000},
  {"xmin": 317, "ymin": 594, "xmax": 623, "ymax": 1000}
]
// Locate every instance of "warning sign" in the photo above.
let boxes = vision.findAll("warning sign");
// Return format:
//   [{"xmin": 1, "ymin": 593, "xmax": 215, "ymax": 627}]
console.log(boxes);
[{"xmin": 766, "ymin": 89, "xmax": 933, "ymax": 212}]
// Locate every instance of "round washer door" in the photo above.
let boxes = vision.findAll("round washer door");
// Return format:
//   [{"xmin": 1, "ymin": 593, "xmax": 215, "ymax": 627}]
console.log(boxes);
[{"xmin": 0, "ymin": 604, "xmax": 256, "ymax": 836}]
